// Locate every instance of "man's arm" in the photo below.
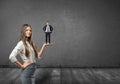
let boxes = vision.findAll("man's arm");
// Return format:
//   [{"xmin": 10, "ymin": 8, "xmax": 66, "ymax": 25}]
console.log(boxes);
[
  {"xmin": 43, "ymin": 25, "xmax": 47, "ymax": 31},
  {"xmin": 50, "ymin": 25, "xmax": 53, "ymax": 31}
]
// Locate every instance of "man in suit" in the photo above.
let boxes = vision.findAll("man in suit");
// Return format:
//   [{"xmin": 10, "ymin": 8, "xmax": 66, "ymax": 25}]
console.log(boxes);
[{"xmin": 43, "ymin": 21, "xmax": 53, "ymax": 44}]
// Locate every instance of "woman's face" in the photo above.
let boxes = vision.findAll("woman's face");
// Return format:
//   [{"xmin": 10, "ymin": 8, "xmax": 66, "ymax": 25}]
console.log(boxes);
[{"xmin": 25, "ymin": 26, "xmax": 32, "ymax": 38}]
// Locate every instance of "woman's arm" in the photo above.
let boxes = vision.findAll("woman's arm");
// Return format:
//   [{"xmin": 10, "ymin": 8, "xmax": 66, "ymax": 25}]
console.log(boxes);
[
  {"xmin": 14, "ymin": 61, "xmax": 24, "ymax": 68},
  {"xmin": 9, "ymin": 41, "xmax": 31, "ymax": 68},
  {"xmin": 38, "ymin": 43, "xmax": 53, "ymax": 58},
  {"xmin": 38, "ymin": 43, "xmax": 46, "ymax": 58},
  {"xmin": 14, "ymin": 60, "xmax": 31, "ymax": 68}
]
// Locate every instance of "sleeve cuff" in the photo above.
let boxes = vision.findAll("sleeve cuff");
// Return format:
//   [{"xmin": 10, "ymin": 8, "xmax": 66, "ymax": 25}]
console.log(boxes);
[{"xmin": 9, "ymin": 56, "xmax": 18, "ymax": 63}]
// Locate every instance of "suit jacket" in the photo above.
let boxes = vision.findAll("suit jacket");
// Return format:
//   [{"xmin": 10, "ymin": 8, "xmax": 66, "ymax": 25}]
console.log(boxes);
[{"xmin": 43, "ymin": 25, "xmax": 53, "ymax": 32}]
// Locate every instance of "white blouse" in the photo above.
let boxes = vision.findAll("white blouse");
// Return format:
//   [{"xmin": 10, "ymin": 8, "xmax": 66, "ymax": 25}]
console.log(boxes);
[{"xmin": 9, "ymin": 41, "xmax": 39, "ymax": 63}]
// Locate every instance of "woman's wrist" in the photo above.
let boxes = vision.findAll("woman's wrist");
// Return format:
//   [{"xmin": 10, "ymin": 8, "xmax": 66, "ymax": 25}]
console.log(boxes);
[{"xmin": 20, "ymin": 64, "xmax": 24, "ymax": 68}]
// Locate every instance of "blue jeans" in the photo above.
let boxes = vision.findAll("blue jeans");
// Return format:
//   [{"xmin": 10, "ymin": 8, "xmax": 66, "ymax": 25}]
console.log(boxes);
[{"xmin": 21, "ymin": 63, "xmax": 36, "ymax": 84}]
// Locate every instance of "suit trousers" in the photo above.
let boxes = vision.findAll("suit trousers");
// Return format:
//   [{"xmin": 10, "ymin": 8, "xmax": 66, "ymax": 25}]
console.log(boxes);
[{"xmin": 45, "ymin": 32, "xmax": 51, "ymax": 43}]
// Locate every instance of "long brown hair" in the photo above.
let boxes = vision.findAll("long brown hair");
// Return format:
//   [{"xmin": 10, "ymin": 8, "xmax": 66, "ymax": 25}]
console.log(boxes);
[{"xmin": 20, "ymin": 24, "xmax": 38, "ymax": 58}]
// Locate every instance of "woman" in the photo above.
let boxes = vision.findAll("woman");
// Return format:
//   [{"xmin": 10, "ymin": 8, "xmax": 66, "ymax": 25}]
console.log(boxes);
[{"xmin": 9, "ymin": 24, "xmax": 52, "ymax": 84}]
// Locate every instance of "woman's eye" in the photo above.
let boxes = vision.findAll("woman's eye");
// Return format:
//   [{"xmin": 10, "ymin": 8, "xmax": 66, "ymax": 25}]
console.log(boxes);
[{"xmin": 26, "ymin": 30, "xmax": 31, "ymax": 32}]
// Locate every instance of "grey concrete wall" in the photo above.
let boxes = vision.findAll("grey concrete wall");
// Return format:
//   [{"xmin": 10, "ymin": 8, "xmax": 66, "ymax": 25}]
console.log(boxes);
[{"xmin": 0, "ymin": 0, "xmax": 120, "ymax": 67}]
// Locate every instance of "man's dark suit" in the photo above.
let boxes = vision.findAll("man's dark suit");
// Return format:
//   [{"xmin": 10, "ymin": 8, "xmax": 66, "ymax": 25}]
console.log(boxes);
[{"xmin": 43, "ymin": 25, "xmax": 53, "ymax": 43}]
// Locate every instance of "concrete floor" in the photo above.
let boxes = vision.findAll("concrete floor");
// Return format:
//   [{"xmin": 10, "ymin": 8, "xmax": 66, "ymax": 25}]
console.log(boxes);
[{"xmin": 0, "ymin": 68, "xmax": 120, "ymax": 84}]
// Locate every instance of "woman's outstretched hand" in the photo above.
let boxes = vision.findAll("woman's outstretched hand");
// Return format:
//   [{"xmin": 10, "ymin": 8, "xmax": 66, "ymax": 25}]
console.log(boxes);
[
  {"xmin": 38, "ymin": 43, "xmax": 53, "ymax": 57},
  {"xmin": 44, "ymin": 43, "xmax": 53, "ymax": 46}
]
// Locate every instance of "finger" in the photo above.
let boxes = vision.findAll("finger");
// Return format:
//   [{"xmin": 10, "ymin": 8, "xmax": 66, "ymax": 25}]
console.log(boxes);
[{"xmin": 47, "ymin": 43, "xmax": 53, "ymax": 46}]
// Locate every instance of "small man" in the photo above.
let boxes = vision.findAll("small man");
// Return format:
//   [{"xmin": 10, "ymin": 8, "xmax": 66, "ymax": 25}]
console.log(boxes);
[{"xmin": 43, "ymin": 21, "xmax": 53, "ymax": 44}]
